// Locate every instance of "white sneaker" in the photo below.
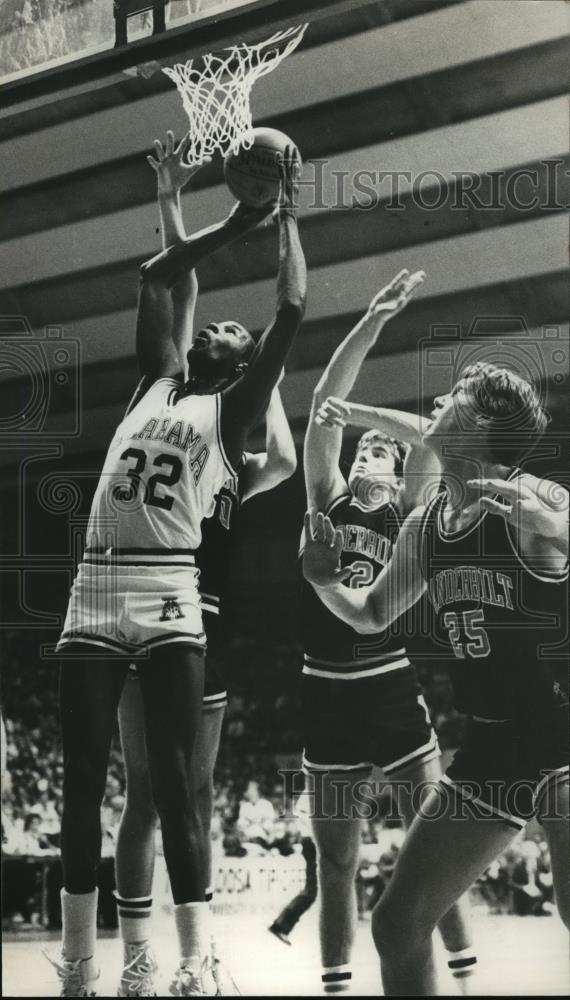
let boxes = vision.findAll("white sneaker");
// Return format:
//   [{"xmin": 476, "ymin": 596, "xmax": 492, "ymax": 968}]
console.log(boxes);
[
  {"xmin": 170, "ymin": 955, "xmax": 222, "ymax": 997},
  {"xmin": 169, "ymin": 959, "xmax": 205, "ymax": 997},
  {"xmin": 45, "ymin": 951, "xmax": 99, "ymax": 997},
  {"xmin": 210, "ymin": 938, "xmax": 240, "ymax": 996},
  {"xmin": 117, "ymin": 945, "xmax": 158, "ymax": 996}
]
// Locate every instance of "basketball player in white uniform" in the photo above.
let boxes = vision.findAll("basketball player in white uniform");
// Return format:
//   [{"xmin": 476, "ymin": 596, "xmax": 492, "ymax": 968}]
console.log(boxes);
[
  {"xmin": 304, "ymin": 326, "xmax": 569, "ymax": 994},
  {"xmin": 301, "ymin": 270, "xmax": 474, "ymax": 995},
  {"xmin": 49, "ymin": 136, "xmax": 306, "ymax": 997},
  {"xmin": 111, "ymin": 127, "xmax": 298, "ymax": 999}
]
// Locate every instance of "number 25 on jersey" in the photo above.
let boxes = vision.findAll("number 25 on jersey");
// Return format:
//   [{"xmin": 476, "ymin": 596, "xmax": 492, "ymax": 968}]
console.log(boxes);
[{"xmin": 443, "ymin": 609, "xmax": 491, "ymax": 659}]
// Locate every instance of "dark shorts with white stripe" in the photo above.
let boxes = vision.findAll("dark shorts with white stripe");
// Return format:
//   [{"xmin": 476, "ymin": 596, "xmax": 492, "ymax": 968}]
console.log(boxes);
[
  {"xmin": 202, "ymin": 647, "xmax": 227, "ymax": 712},
  {"xmin": 302, "ymin": 666, "xmax": 439, "ymax": 777},
  {"xmin": 127, "ymin": 647, "xmax": 227, "ymax": 713},
  {"xmin": 442, "ymin": 703, "xmax": 569, "ymax": 830},
  {"xmin": 201, "ymin": 610, "xmax": 227, "ymax": 712}
]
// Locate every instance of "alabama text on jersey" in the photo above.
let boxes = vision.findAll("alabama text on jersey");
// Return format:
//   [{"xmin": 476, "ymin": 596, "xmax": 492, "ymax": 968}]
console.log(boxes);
[{"xmin": 84, "ymin": 377, "xmax": 236, "ymax": 560}]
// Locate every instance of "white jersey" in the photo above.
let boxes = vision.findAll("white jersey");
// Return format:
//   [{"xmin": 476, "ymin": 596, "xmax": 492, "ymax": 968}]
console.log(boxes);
[{"xmin": 85, "ymin": 377, "xmax": 235, "ymax": 556}]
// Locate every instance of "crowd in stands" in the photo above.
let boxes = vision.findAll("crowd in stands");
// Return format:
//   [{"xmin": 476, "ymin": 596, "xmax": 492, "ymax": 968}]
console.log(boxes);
[
  {"xmin": 1, "ymin": 630, "xmax": 555, "ymax": 928},
  {"xmin": 0, "ymin": 0, "xmax": 227, "ymax": 78}
]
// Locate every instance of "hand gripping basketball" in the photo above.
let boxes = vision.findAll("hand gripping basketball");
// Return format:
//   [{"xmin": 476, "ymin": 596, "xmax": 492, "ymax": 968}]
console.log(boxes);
[{"xmin": 278, "ymin": 144, "xmax": 301, "ymax": 218}]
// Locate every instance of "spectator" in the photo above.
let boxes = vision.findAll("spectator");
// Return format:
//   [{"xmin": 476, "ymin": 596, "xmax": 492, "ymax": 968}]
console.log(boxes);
[
  {"xmin": 268, "ymin": 819, "xmax": 295, "ymax": 857},
  {"xmin": 28, "ymin": 784, "xmax": 60, "ymax": 839},
  {"xmin": 18, "ymin": 813, "xmax": 57, "ymax": 856},
  {"xmin": 2, "ymin": 801, "xmax": 24, "ymax": 855},
  {"xmin": 237, "ymin": 780, "xmax": 275, "ymax": 848}
]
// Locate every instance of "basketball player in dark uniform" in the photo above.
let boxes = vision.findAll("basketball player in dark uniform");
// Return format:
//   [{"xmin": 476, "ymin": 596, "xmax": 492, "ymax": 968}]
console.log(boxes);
[
  {"xmin": 302, "ymin": 270, "xmax": 474, "ymax": 996},
  {"xmin": 304, "ymin": 353, "xmax": 568, "ymax": 995},
  {"xmin": 111, "ymin": 135, "xmax": 297, "ymax": 997}
]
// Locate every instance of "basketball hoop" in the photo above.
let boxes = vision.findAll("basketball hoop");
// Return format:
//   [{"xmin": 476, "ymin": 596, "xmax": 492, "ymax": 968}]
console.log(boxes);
[{"xmin": 162, "ymin": 24, "xmax": 307, "ymax": 165}]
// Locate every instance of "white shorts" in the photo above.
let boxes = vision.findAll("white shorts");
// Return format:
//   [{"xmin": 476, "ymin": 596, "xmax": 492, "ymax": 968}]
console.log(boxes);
[{"xmin": 57, "ymin": 554, "xmax": 206, "ymax": 657}]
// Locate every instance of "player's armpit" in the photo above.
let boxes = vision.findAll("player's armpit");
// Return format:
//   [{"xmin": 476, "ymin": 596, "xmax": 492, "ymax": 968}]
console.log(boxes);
[
  {"xmin": 402, "ymin": 443, "xmax": 442, "ymax": 514},
  {"xmin": 122, "ymin": 372, "xmax": 182, "ymax": 418},
  {"xmin": 219, "ymin": 303, "xmax": 304, "ymax": 467}
]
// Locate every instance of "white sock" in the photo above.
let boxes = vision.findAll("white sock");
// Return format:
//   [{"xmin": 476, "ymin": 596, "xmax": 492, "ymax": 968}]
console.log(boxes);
[
  {"xmin": 322, "ymin": 964, "xmax": 352, "ymax": 993},
  {"xmin": 174, "ymin": 901, "xmax": 211, "ymax": 967},
  {"xmin": 61, "ymin": 888, "xmax": 98, "ymax": 964},
  {"xmin": 115, "ymin": 893, "xmax": 153, "ymax": 964}
]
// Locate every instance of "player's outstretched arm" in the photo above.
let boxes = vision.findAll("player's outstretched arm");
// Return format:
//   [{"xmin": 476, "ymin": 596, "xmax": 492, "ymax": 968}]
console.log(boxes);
[
  {"xmin": 316, "ymin": 398, "xmax": 430, "ymax": 443},
  {"xmin": 135, "ymin": 199, "xmax": 273, "ymax": 382},
  {"xmin": 240, "ymin": 383, "xmax": 297, "ymax": 502},
  {"xmin": 318, "ymin": 397, "xmax": 441, "ymax": 512},
  {"xmin": 302, "ymin": 507, "xmax": 427, "ymax": 633},
  {"xmin": 304, "ymin": 269, "xmax": 425, "ymax": 512},
  {"xmin": 313, "ymin": 269, "xmax": 425, "ymax": 407},
  {"xmin": 149, "ymin": 132, "xmax": 213, "ymax": 377},
  {"xmin": 140, "ymin": 191, "xmax": 272, "ymax": 290},
  {"xmin": 220, "ymin": 147, "xmax": 307, "ymax": 466}
]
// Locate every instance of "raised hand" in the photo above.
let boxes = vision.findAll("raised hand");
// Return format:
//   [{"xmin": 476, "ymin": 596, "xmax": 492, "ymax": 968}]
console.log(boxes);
[
  {"xmin": 302, "ymin": 509, "xmax": 352, "ymax": 588},
  {"xmin": 147, "ymin": 130, "xmax": 211, "ymax": 196},
  {"xmin": 315, "ymin": 396, "xmax": 351, "ymax": 429},
  {"xmin": 465, "ymin": 477, "xmax": 568, "ymax": 539},
  {"xmin": 366, "ymin": 268, "xmax": 426, "ymax": 321}
]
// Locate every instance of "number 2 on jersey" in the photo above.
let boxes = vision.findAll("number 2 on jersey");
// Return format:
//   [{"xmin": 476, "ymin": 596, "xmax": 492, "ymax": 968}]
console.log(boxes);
[
  {"xmin": 443, "ymin": 609, "xmax": 490, "ymax": 659},
  {"xmin": 349, "ymin": 560, "xmax": 374, "ymax": 589}
]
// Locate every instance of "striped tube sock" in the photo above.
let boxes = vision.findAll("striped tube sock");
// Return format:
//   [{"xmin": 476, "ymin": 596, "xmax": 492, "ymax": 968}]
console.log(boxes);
[
  {"xmin": 447, "ymin": 948, "xmax": 478, "ymax": 993},
  {"xmin": 115, "ymin": 894, "xmax": 153, "ymax": 964},
  {"xmin": 322, "ymin": 965, "xmax": 352, "ymax": 993}
]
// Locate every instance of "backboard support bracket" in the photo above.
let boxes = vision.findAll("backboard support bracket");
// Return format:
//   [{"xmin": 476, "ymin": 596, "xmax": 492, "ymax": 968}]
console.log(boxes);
[{"xmin": 113, "ymin": 1, "xmax": 169, "ymax": 48}]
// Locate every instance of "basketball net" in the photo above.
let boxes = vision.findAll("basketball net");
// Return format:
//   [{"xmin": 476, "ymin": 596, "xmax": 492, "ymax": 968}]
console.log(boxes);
[{"xmin": 162, "ymin": 24, "xmax": 307, "ymax": 165}]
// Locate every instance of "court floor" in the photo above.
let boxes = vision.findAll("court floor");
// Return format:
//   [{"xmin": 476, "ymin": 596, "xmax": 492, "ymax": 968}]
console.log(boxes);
[{"xmin": 2, "ymin": 907, "xmax": 569, "ymax": 996}]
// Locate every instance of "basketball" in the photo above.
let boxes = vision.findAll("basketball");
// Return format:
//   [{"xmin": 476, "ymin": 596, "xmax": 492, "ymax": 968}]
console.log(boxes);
[{"xmin": 224, "ymin": 127, "xmax": 298, "ymax": 208}]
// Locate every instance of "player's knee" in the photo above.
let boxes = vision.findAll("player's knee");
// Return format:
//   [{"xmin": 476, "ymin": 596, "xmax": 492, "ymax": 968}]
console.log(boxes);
[
  {"xmin": 122, "ymin": 789, "xmax": 158, "ymax": 832},
  {"xmin": 372, "ymin": 898, "xmax": 408, "ymax": 956},
  {"xmin": 372, "ymin": 892, "xmax": 428, "ymax": 958},
  {"xmin": 124, "ymin": 757, "xmax": 154, "ymax": 802},
  {"xmin": 151, "ymin": 764, "xmax": 196, "ymax": 825},
  {"xmin": 63, "ymin": 754, "xmax": 107, "ymax": 808},
  {"xmin": 317, "ymin": 838, "xmax": 359, "ymax": 879}
]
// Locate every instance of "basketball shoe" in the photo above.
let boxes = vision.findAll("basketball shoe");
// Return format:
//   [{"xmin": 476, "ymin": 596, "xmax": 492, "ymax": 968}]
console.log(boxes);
[
  {"xmin": 117, "ymin": 944, "xmax": 158, "ymax": 996},
  {"xmin": 45, "ymin": 952, "xmax": 99, "ymax": 997},
  {"xmin": 169, "ymin": 955, "xmax": 219, "ymax": 997}
]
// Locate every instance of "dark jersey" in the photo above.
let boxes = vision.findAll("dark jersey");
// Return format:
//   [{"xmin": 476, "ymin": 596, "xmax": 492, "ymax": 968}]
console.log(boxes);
[
  {"xmin": 419, "ymin": 482, "xmax": 568, "ymax": 720},
  {"xmin": 196, "ymin": 469, "xmax": 243, "ymax": 638},
  {"xmin": 302, "ymin": 494, "xmax": 413, "ymax": 681}
]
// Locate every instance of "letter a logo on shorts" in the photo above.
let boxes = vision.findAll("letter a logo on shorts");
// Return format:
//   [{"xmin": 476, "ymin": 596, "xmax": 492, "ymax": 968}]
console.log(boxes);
[{"xmin": 159, "ymin": 597, "xmax": 185, "ymax": 621}]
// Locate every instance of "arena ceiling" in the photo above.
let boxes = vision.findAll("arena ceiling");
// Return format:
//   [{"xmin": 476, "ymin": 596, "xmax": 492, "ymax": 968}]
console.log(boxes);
[{"xmin": 0, "ymin": 0, "xmax": 568, "ymax": 487}]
